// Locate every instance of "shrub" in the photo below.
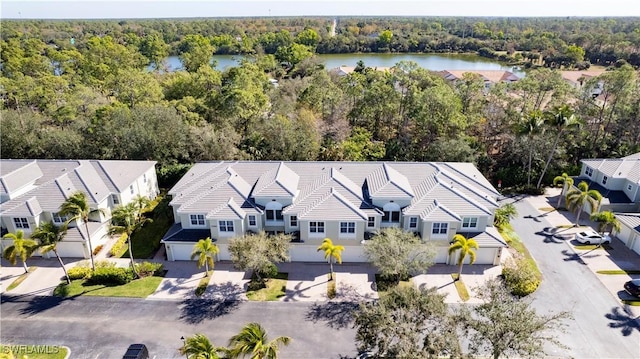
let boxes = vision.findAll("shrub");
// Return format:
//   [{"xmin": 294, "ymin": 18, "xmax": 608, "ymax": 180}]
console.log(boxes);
[
  {"xmin": 110, "ymin": 234, "xmax": 128, "ymax": 257},
  {"xmin": 67, "ymin": 266, "xmax": 92, "ymax": 280},
  {"xmin": 87, "ymin": 267, "xmax": 134, "ymax": 285},
  {"xmin": 502, "ymin": 258, "xmax": 541, "ymax": 297},
  {"xmin": 93, "ymin": 244, "xmax": 104, "ymax": 255},
  {"xmin": 258, "ymin": 263, "xmax": 278, "ymax": 279},
  {"xmin": 135, "ymin": 261, "xmax": 164, "ymax": 278}
]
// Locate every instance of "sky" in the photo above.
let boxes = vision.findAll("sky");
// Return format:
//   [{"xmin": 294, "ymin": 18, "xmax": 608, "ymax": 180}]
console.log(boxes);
[{"xmin": 1, "ymin": 0, "xmax": 639, "ymax": 19}]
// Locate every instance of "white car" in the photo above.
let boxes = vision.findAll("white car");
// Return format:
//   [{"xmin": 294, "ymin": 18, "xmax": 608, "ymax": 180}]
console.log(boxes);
[{"xmin": 575, "ymin": 229, "xmax": 611, "ymax": 244}]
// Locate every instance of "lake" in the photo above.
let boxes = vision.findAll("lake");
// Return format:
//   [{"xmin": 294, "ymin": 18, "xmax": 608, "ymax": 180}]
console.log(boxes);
[{"xmin": 154, "ymin": 53, "xmax": 524, "ymax": 76}]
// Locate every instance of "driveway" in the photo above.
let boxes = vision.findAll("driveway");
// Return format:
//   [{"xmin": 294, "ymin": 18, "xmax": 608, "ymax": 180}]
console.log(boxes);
[{"xmin": 504, "ymin": 192, "xmax": 640, "ymax": 358}]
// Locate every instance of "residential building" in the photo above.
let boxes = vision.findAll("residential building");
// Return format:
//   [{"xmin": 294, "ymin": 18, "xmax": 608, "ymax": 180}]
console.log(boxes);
[
  {"xmin": 560, "ymin": 69, "xmax": 605, "ymax": 97},
  {"xmin": 162, "ymin": 161, "xmax": 507, "ymax": 265},
  {"xmin": 614, "ymin": 213, "xmax": 640, "ymax": 255},
  {"xmin": 0, "ymin": 159, "xmax": 158, "ymax": 258},
  {"xmin": 437, "ymin": 70, "xmax": 520, "ymax": 90},
  {"xmin": 574, "ymin": 152, "xmax": 640, "ymax": 213}
]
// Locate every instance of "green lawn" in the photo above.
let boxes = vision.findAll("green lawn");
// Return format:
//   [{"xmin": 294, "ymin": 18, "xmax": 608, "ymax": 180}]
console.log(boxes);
[
  {"xmin": 498, "ymin": 224, "xmax": 543, "ymax": 284},
  {"xmin": 451, "ymin": 273, "xmax": 470, "ymax": 301},
  {"xmin": 53, "ymin": 276, "xmax": 163, "ymax": 298},
  {"xmin": 195, "ymin": 270, "xmax": 213, "ymax": 297},
  {"xmin": 246, "ymin": 273, "xmax": 288, "ymax": 301},
  {"xmin": 597, "ymin": 270, "xmax": 640, "ymax": 275},
  {"xmin": 122, "ymin": 194, "xmax": 173, "ymax": 259},
  {"xmin": 5, "ymin": 267, "xmax": 37, "ymax": 292},
  {"xmin": 0, "ymin": 345, "xmax": 68, "ymax": 359},
  {"xmin": 374, "ymin": 274, "xmax": 413, "ymax": 296}
]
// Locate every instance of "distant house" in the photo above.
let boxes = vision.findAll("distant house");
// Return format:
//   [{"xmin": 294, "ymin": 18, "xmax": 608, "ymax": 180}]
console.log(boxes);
[
  {"xmin": 560, "ymin": 69, "xmax": 606, "ymax": 97},
  {"xmin": 329, "ymin": 66, "xmax": 392, "ymax": 77},
  {"xmin": 437, "ymin": 70, "xmax": 520, "ymax": 90},
  {"xmin": 162, "ymin": 161, "xmax": 507, "ymax": 265},
  {"xmin": 0, "ymin": 160, "xmax": 158, "ymax": 258}
]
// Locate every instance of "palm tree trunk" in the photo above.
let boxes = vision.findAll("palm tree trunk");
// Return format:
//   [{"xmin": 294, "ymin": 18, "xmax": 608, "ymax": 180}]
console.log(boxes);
[
  {"xmin": 22, "ymin": 261, "xmax": 29, "ymax": 273},
  {"xmin": 205, "ymin": 261, "xmax": 209, "ymax": 277},
  {"xmin": 457, "ymin": 260, "xmax": 464, "ymax": 279},
  {"xmin": 54, "ymin": 249, "xmax": 71, "ymax": 284},
  {"xmin": 557, "ymin": 184, "xmax": 565, "ymax": 208},
  {"xmin": 128, "ymin": 233, "xmax": 139, "ymax": 278},
  {"xmin": 536, "ymin": 131, "xmax": 562, "ymax": 189},
  {"xmin": 329, "ymin": 258, "xmax": 334, "ymax": 280},
  {"xmin": 85, "ymin": 221, "xmax": 96, "ymax": 272},
  {"xmin": 575, "ymin": 204, "xmax": 583, "ymax": 226}
]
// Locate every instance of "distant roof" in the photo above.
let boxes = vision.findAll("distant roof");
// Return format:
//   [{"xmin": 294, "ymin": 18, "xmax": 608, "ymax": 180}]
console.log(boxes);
[
  {"xmin": 0, "ymin": 159, "xmax": 156, "ymax": 215},
  {"xmin": 329, "ymin": 66, "xmax": 392, "ymax": 76},
  {"xmin": 169, "ymin": 161, "xmax": 499, "ymax": 223},
  {"xmin": 438, "ymin": 70, "xmax": 519, "ymax": 83},
  {"xmin": 560, "ymin": 69, "xmax": 606, "ymax": 84}
]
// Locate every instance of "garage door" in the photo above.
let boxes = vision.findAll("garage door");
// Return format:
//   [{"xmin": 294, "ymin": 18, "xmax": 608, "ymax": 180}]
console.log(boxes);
[
  {"xmin": 216, "ymin": 244, "xmax": 231, "ymax": 261},
  {"xmin": 339, "ymin": 246, "xmax": 366, "ymax": 263},
  {"xmin": 435, "ymin": 248, "xmax": 449, "ymax": 264},
  {"xmin": 56, "ymin": 241, "xmax": 89, "ymax": 258},
  {"xmin": 631, "ymin": 234, "xmax": 640, "ymax": 255},
  {"xmin": 289, "ymin": 245, "xmax": 324, "ymax": 262},
  {"xmin": 166, "ymin": 242, "xmax": 196, "ymax": 261},
  {"xmin": 474, "ymin": 248, "xmax": 498, "ymax": 265}
]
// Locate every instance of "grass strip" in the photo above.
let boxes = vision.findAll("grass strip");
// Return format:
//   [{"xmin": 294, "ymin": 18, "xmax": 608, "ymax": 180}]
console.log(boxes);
[
  {"xmin": 0, "ymin": 345, "xmax": 68, "ymax": 359},
  {"xmin": 327, "ymin": 273, "xmax": 336, "ymax": 299},
  {"xmin": 246, "ymin": 273, "xmax": 288, "ymax": 301},
  {"xmin": 374, "ymin": 274, "xmax": 412, "ymax": 297},
  {"xmin": 597, "ymin": 270, "xmax": 640, "ymax": 275},
  {"xmin": 5, "ymin": 266, "xmax": 37, "ymax": 292},
  {"xmin": 622, "ymin": 300, "xmax": 640, "ymax": 306},
  {"xmin": 124, "ymin": 193, "xmax": 173, "ymax": 259},
  {"xmin": 574, "ymin": 244, "xmax": 613, "ymax": 250},
  {"xmin": 451, "ymin": 273, "xmax": 470, "ymax": 301},
  {"xmin": 195, "ymin": 270, "xmax": 213, "ymax": 297},
  {"xmin": 54, "ymin": 276, "xmax": 163, "ymax": 298},
  {"xmin": 498, "ymin": 224, "xmax": 543, "ymax": 283}
]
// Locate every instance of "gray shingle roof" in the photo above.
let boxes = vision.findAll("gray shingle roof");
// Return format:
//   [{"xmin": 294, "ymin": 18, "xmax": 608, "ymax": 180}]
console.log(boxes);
[
  {"xmin": 170, "ymin": 161, "xmax": 498, "ymax": 224},
  {"xmin": 467, "ymin": 227, "xmax": 507, "ymax": 247},
  {"xmin": 253, "ymin": 162, "xmax": 300, "ymax": 197},
  {"xmin": 0, "ymin": 160, "xmax": 42, "ymax": 195},
  {"xmin": 581, "ymin": 155, "xmax": 640, "ymax": 183},
  {"xmin": 615, "ymin": 213, "xmax": 640, "ymax": 233},
  {"xmin": 0, "ymin": 160, "xmax": 156, "ymax": 216}
]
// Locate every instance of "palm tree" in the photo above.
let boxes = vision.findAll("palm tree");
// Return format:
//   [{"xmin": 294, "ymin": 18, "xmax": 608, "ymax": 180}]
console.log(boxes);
[
  {"xmin": 109, "ymin": 198, "xmax": 152, "ymax": 278},
  {"xmin": 2, "ymin": 230, "xmax": 38, "ymax": 273},
  {"xmin": 31, "ymin": 221, "xmax": 71, "ymax": 284},
  {"xmin": 316, "ymin": 238, "xmax": 344, "ymax": 281},
  {"xmin": 191, "ymin": 237, "xmax": 219, "ymax": 277},
  {"xmin": 517, "ymin": 110, "xmax": 545, "ymax": 187},
  {"xmin": 228, "ymin": 322, "xmax": 291, "ymax": 359},
  {"xmin": 553, "ymin": 172, "xmax": 574, "ymax": 209},
  {"xmin": 590, "ymin": 210, "xmax": 621, "ymax": 236},
  {"xmin": 448, "ymin": 234, "xmax": 479, "ymax": 279},
  {"xmin": 566, "ymin": 181, "xmax": 602, "ymax": 226},
  {"xmin": 59, "ymin": 191, "xmax": 105, "ymax": 272},
  {"xmin": 493, "ymin": 203, "xmax": 518, "ymax": 229},
  {"xmin": 179, "ymin": 333, "xmax": 227, "ymax": 359},
  {"xmin": 536, "ymin": 105, "xmax": 581, "ymax": 189}
]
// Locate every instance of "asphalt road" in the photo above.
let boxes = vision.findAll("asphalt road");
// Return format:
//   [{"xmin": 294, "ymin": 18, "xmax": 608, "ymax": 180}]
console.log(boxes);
[
  {"xmin": 0, "ymin": 295, "xmax": 359, "ymax": 359},
  {"xmin": 508, "ymin": 196, "xmax": 640, "ymax": 358}
]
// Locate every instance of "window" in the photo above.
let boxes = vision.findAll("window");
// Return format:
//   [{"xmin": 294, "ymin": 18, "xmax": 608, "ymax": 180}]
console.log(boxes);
[
  {"xmin": 628, "ymin": 184, "xmax": 633, "ymax": 191},
  {"xmin": 130, "ymin": 185, "xmax": 134, "ymax": 195},
  {"xmin": 52, "ymin": 212, "xmax": 67, "ymax": 224},
  {"xmin": 266, "ymin": 209, "xmax": 283, "ymax": 221},
  {"xmin": 462, "ymin": 217, "xmax": 478, "ymax": 229},
  {"xmin": 143, "ymin": 173, "xmax": 147, "ymax": 183},
  {"xmin": 340, "ymin": 222, "xmax": 356, "ymax": 234},
  {"xmin": 409, "ymin": 217, "xmax": 418, "ymax": 228},
  {"xmin": 382, "ymin": 210, "xmax": 401, "ymax": 223},
  {"xmin": 290, "ymin": 215, "xmax": 298, "ymax": 227},
  {"xmin": 310, "ymin": 221, "xmax": 325, "ymax": 233},
  {"xmin": 190, "ymin": 214, "xmax": 205, "ymax": 226},
  {"xmin": 13, "ymin": 217, "xmax": 29, "ymax": 229},
  {"xmin": 248, "ymin": 215, "xmax": 257, "ymax": 226},
  {"xmin": 368, "ymin": 217, "xmax": 375, "ymax": 228},
  {"xmin": 111, "ymin": 194, "xmax": 119, "ymax": 205},
  {"xmin": 432, "ymin": 222, "xmax": 448, "ymax": 235},
  {"xmin": 219, "ymin": 220, "xmax": 234, "ymax": 232},
  {"xmin": 602, "ymin": 176, "xmax": 608, "ymax": 185},
  {"xmin": 586, "ymin": 167, "xmax": 593, "ymax": 177}
]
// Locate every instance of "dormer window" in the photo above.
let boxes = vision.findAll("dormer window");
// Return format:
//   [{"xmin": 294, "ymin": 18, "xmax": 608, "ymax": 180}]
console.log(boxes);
[
  {"xmin": 382, "ymin": 203, "xmax": 401, "ymax": 223},
  {"xmin": 52, "ymin": 212, "xmax": 68, "ymax": 224},
  {"xmin": 585, "ymin": 167, "xmax": 593, "ymax": 177},
  {"xmin": 265, "ymin": 201, "xmax": 284, "ymax": 222},
  {"xmin": 602, "ymin": 176, "xmax": 608, "ymax": 185}
]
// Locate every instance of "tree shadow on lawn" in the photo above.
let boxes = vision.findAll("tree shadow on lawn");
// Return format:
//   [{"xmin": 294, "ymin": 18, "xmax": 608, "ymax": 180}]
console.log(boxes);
[
  {"xmin": 605, "ymin": 304, "xmax": 640, "ymax": 336},
  {"xmin": 305, "ymin": 301, "xmax": 359, "ymax": 329}
]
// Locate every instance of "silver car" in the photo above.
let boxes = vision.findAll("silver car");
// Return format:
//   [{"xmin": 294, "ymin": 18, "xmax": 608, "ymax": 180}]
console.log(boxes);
[{"xmin": 575, "ymin": 229, "xmax": 611, "ymax": 244}]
